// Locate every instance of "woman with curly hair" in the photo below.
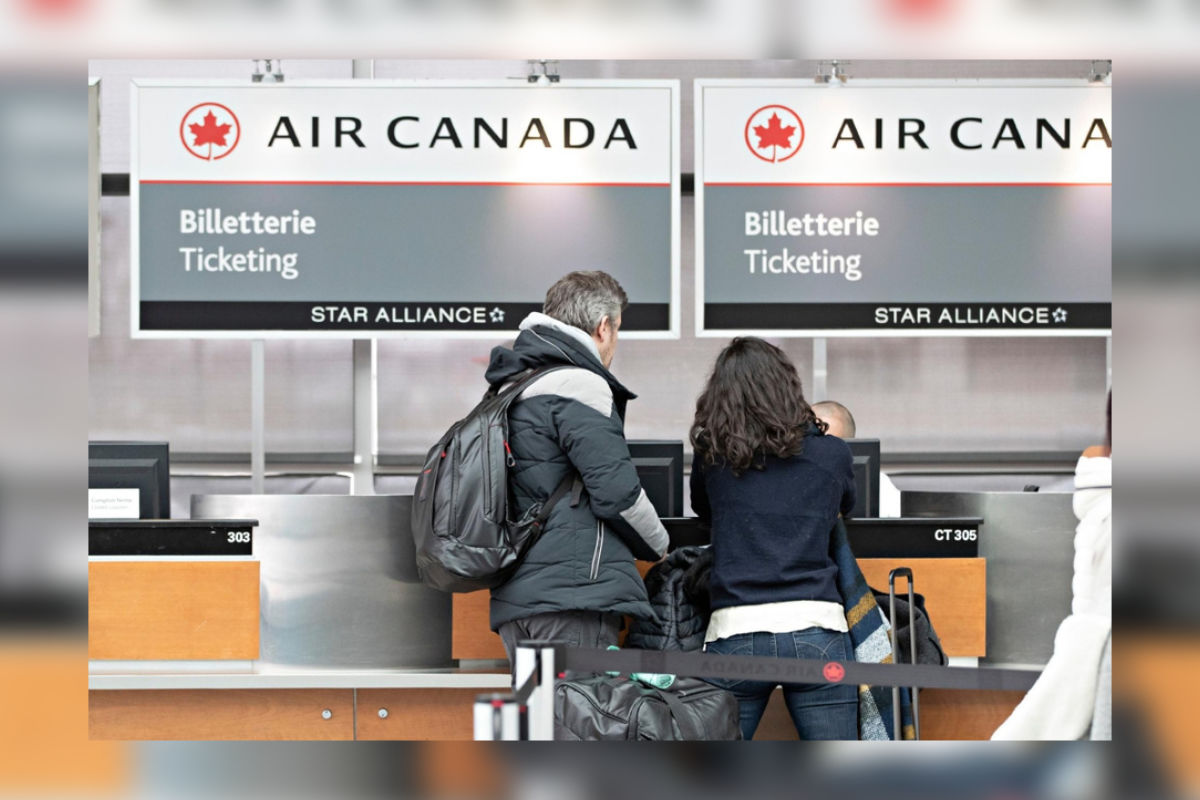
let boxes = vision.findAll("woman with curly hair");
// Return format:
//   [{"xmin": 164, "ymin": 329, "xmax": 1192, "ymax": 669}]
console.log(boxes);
[{"xmin": 691, "ymin": 337, "xmax": 858, "ymax": 740}]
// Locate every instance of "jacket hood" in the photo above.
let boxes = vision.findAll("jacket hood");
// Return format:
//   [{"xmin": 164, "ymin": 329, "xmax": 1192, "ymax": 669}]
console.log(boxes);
[{"xmin": 484, "ymin": 312, "xmax": 636, "ymax": 406}]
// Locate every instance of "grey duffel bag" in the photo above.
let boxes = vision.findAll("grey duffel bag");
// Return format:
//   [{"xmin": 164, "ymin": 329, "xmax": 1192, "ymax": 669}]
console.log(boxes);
[{"xmin": 554, "ymin": 675, "xmax": 741, "ymax": 740}]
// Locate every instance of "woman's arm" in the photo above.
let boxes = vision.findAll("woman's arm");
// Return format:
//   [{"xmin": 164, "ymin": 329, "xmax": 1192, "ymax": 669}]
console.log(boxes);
[
  {"xmin": 689, "ymin": 450, "xmax": 711, "ymax": 526},
  {"xmin": 837, "ymin": 443, "xmax": 857, "ymax": 517}
]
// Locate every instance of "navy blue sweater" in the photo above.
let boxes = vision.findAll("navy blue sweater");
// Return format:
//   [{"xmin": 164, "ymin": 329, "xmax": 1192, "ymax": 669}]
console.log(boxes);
[{"xmin": 691, "ymin": 432, "xmax": 856, "ymax": 611}]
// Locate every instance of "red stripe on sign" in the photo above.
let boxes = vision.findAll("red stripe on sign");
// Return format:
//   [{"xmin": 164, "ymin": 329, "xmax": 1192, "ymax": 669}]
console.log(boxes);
[
  {"xmin": 139, "ymin": 179, "xmax": 671, "ymax": 187},
  {"xmin": 703, "ymin": 181, "xmax": 1111, "ymax": 187}
]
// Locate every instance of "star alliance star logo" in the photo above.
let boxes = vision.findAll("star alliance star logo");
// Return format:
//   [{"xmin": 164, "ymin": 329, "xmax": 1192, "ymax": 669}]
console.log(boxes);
[
  {"xmin": 489, "ymin": 307, "xmax": 505, "ymax": 324},
  {"xmin": 1052, "ymin": 307, "xmax": 1068, "ymax": 323}
]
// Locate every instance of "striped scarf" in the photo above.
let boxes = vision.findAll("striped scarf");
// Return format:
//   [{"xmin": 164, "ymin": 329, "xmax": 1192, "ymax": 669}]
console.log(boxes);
[{"xmin": 831, "ymin": 519, "xmax": 916, "ymax": 740}]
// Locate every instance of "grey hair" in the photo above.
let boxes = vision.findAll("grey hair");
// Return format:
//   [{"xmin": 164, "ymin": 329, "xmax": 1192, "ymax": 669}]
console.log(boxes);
[{"xmin": 542, "ymin": 271, "xmax": 629, "ymax": 334}]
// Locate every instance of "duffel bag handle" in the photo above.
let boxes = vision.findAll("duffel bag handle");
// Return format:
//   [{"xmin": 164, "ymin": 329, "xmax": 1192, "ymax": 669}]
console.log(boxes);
[{"xmin": 653, "ymin": 687, "xmax": 704, "ymax": 741}]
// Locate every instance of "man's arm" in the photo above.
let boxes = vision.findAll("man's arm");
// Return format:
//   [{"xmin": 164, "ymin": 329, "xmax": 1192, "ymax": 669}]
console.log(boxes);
[{"xmin": 545, "ymin": 372, "xmax": 668, "ymax": 561}]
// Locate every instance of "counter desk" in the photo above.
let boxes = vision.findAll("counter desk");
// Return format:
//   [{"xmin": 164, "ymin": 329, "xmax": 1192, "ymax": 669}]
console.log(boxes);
[{"xmin": 89, "ymin": 492, "xmax": 1067, "ymax": 741}]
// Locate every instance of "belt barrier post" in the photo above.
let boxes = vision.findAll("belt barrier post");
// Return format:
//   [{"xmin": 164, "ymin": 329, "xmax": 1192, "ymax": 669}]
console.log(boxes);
[
  {"xmin": 474, "ymin": 693, "xmax": 521, "ymax": 740},
  {"xmin": 514, "ymin": 640, "xmax": 558, "ymax": 741}
]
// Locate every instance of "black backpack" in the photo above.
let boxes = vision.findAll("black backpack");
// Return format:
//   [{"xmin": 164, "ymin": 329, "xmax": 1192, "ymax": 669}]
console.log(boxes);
[{"xmin": 411, "ymin": 366, "xmax": 576, "ymax": 593}]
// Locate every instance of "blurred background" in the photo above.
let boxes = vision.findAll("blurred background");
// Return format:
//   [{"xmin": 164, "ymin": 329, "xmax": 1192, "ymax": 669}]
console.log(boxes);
[{"xmin": 2, "ymin": 1, "xmax": 1197, "ymax": 798}]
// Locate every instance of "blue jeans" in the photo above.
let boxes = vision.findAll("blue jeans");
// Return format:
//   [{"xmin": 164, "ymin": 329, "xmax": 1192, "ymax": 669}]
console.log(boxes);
[{"xmin": 703, "ymin": 629, "xmax": 858, "ymax": 740}]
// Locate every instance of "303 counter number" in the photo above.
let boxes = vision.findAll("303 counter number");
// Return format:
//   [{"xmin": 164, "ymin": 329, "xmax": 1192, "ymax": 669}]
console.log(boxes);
[
  {"xmin": 227, "ymin": 531, "xmax": 251, "ymax": 543},
  {"xmin": 934, "ymin": 529, "xmax": 976, "ymax": 542}
]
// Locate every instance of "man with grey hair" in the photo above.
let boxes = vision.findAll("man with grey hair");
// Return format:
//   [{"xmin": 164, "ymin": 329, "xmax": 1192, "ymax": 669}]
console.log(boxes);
[{"xmin": 484, "ymin": 270, "xmax": 669, "ymax": 668}]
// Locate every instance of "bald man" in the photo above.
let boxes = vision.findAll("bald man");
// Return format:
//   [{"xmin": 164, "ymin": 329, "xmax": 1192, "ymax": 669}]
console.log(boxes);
[
  {"xmin": 812, "ymin": 401, "xmax": 855, "ymax": 440},
  {"xmin": 813, "ymin": 400, "xmax": 901, "ymax": 518}
]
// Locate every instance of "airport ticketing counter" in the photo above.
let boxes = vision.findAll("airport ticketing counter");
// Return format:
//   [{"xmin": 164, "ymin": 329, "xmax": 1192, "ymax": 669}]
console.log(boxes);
[
  {"xmin": 84, "ymin": 438, "xmax": 1075, "ymax": 743},
  {"xmin": 87, "ymin": 439, "xmax": 1072, "ymax": 741}
]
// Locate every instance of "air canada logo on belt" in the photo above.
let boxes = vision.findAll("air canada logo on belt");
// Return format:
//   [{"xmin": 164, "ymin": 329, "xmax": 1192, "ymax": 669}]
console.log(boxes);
[
  {"xmin": 745, "ymin": 104, "xmax": 804, "ymax": 163},
  {"xmin": 180, "ymin": 102, "xmax": 241, "ymax": 161},
  {"xmin": 823, "ymin": 662, "xmax": 845, "ymax": 682}
]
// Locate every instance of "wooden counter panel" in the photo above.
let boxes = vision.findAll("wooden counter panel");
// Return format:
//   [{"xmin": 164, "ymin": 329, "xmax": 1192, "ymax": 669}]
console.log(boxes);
[
  {"xmin": 89, "ymin": 689, "xmax": 353, "ymax": 740},
  {"xmin": 89, "ymin": 561, "xmax": 259, "ymax": 661},
  {"xmin": 857, "ymin": 558, "xmax": 987, "ymax": 657},
  {"xmin": 753, "ymin": 687, "xmax": 1022, "ymax": 740},
  {"xmin": 452, "ymin": 592, "xmax": 505, "ymax": 661},
  {"xmin": 453, "ymin": 559, "xmax": 984, "ymax": 659},
  {"xmin": 356, "ymin": 688, "xmax": 485, "ymax": 740},
  {"xmin": 918, "ymin": 689, "xmax": 1024, "ymax": 740}
]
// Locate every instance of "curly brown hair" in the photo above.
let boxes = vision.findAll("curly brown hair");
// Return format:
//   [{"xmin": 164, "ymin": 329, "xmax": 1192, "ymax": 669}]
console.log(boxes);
[{"xmin": 690, "ymin": 337, "xmax": 826, "ymax": 475}]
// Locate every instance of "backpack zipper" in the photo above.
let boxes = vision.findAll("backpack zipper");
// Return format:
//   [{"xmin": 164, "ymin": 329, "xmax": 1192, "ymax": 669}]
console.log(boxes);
[{"xmin": 481, "ymin": 420, "xmax": 493, "ymax": 520}]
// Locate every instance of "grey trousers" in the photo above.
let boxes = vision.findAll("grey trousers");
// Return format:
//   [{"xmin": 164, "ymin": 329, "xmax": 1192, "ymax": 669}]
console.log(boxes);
[{"xmin": 497, "ymin": 610, "xmax": 623, "ymax": 671}]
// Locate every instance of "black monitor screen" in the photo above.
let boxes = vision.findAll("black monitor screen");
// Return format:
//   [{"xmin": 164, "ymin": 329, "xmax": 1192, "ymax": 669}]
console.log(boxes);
[
  {"xmin": 845, "ymin": 438, "xmax": 880, "ymax": 519},
  {"xmin": 627, "ymin": 440, "xmax": 683, "ymax": 518},
  {"xmin": 88, "ymin": 441, "xmax": 170, "ymax": 520}
]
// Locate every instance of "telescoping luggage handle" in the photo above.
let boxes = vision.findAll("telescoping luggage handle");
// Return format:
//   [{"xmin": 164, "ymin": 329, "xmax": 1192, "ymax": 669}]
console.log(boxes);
[{"xmin": 889, "ymin": 566, "xmax": 920, "ymax": 740}]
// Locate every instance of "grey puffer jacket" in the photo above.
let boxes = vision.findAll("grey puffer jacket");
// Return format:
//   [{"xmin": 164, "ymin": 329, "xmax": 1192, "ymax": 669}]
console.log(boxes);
[{"xmin": 485, "ymin": 313, "xmax": 668, "ymax": 630}]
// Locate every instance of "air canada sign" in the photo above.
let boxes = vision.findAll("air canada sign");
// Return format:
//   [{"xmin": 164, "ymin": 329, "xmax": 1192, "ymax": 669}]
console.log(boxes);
[
  {"xmin": 696, "ymin": 80, "xmax": 1112, "ymax": 336},
  {"xmin": 264, "ymin": 114, "xmax": 639, "ymax": 150},
  {"xmin": 131, "ymin": 80, "xmax": 680, "ymax": 339},
  {"xmin": 826, "ymin": 114, "xmax": 1110, "ymax": 151}
]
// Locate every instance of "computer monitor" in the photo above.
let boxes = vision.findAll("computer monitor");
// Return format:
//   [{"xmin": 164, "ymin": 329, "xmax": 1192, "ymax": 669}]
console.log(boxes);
[
  {"xmin": 88, "ymin": 441, "xmax": 170, "ymax": 520},
  {"xmin": 627, "ymin": 440, "xmax": 684, "ymax": 518},
  {"xmin": 844, "ymin": 438, "xmax": 880, "ymax": 519}
]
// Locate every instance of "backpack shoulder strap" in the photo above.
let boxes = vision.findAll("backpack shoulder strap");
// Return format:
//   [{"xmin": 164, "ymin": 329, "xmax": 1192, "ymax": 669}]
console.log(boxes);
[
  {"xmin": 485, "ymin": 364, "xmax": 574, "ymax": 402},
  {"xmin": 532, "ymin": 473, "xmax": 577, "ymax": 533}
]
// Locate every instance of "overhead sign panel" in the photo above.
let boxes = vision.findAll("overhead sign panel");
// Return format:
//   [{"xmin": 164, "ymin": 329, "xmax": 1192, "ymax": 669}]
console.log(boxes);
[
  {"xmin": 132, "ymin": 80, "xmax": 679, "ymax": 338},
  {"xmin": 695, "ymin": 80, "xmax": 1111, "ymax": 335}
]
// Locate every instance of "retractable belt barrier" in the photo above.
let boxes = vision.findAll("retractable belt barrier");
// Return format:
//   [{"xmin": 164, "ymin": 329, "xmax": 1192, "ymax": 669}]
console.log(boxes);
[
  {"xmin": 556, "ymin": 646, "xmax": 1041, "ymax": 692},
  {"xmin": 476, "ymin": 644, "xmax": 1041, "ymax": 739}
]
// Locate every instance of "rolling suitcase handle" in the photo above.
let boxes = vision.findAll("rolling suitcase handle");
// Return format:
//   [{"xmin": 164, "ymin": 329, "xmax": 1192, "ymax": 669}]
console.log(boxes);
[{"xmin": 889, "ymin": 566, "xmax": 921, "ymax": 740}]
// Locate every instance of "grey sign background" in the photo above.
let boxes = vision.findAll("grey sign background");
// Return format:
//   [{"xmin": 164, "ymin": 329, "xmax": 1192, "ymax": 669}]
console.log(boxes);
[
  {"xmin": 140, "ymin": 184, "xmax": 671, "ymax": 302},
  {"xmin": 703, "ymin": 186, "xmax": 1110, "ymax": 304}
]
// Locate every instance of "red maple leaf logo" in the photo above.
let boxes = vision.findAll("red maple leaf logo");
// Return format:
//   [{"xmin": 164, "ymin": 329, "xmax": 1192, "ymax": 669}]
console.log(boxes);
[
  {"xmin": 180, "ymin": 103, "xmax": 241, "ymax": 161},
  {"xmin": 744, "ymin": 105, "xmax": 805, "ymax": 163},
  {"xmin": 188, "ymin": 110, "xmax": 232, "ymax": 157},
  {"xmin": 753, "ymin": 112, "xmax": 796, "ymax": 157}
]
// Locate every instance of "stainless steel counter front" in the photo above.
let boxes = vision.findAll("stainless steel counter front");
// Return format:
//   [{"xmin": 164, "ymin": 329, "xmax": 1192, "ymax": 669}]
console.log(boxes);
[
  {"xmin": 903, "ymin": 490, "xmax": 1076, "ymax": 667},
  {"xmin": 192, "ymin": 494, "xmax": 452, "ymax": 669}
]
